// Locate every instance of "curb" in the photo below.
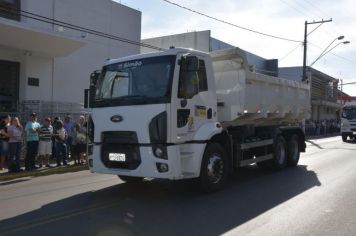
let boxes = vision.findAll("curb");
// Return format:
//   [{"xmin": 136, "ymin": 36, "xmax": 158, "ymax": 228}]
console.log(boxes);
[{"xmin": 0, "ymin": 165, "xmax": 88, "ymax": 182}]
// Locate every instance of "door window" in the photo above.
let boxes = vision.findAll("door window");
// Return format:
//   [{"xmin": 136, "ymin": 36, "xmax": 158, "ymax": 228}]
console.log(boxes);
[{"xmin": 178, "ymin": 59, "xmax": 208, "ymax": 99}]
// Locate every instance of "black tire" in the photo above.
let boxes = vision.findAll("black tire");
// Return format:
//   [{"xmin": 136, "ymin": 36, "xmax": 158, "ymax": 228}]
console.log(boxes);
[
  {"xmin": 270, "ymin": 136, "xmax": 287, "ymax": 170},
  {"xmin": 287, "ymin": 134, "xmax": 300, "ymax": 166},
  {"xmin": 342, "ymin": 134, "xmax": 347, "ymax": 142},
  {"xmin": 199, "ymin": 143, "xmax": 228, "ymax": 192},
  {"xmin": 118, "ymin": 175, "xmax": 144, "ymax": 183}
]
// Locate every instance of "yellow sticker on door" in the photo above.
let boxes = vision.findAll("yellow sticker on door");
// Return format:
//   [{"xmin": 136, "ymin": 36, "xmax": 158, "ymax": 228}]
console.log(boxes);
[{"xmin": 195, "ymin": 106, "xmax": 207, "ymax": 118}]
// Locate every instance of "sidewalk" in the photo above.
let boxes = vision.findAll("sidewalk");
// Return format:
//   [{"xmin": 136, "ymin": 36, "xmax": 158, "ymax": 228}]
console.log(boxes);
[{"xmin": 0, "ymin": 161, "xmax": 88, "ymax": 182}]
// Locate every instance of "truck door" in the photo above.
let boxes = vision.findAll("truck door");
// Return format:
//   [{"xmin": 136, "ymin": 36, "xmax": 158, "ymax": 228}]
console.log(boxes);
[{"xmin": 172, "ymin": 54, "xmax": 216, "ymax": 143}]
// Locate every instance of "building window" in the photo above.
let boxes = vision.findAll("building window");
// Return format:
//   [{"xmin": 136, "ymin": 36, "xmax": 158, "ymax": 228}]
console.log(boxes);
[
  {"xmin": 28, "ymin": 77, "xmax": 40, "ymax": 87},
  {"xmin": 0, "ymin": 0, "xmax": 21, "ymax": 21}
]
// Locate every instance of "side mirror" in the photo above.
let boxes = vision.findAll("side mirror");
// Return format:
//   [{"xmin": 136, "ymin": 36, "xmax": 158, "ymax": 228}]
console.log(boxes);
[
  {"xmin": 84, "ymin": 89, "xmax": 90, "ymax": 108},
  {"xmin": 90, "ymin": 70, "xmax": 101, "ymax": 86},
  {"xmin": 84, "ymin": 86, "xmax": 96, "ymax": 108},
  {"xmin": 183, "ymin": 56, "xmax": 199, "ymax": 72},
  {"xmin": 85, "ymin": 70, "xmax": 101, "ymax": 108}
]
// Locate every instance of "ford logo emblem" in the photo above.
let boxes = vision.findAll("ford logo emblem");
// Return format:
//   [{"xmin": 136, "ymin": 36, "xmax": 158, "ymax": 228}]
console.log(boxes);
[{"xmin": 110, "ymin": 115, "xmax": 123, "ymax": 123}]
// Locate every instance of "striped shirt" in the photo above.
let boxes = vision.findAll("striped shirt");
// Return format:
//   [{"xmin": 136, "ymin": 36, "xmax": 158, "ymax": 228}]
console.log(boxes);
[{"xmin": 39, "ymin": 125, "xmax": 53, "ymax": 141}]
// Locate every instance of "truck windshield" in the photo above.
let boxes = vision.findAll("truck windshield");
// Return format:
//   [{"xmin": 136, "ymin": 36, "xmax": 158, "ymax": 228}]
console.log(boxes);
[
  {"xmin": 94, "ymin": 55, "xmax": 176, "ymax": 107},
  {"xmin": 341, "ymin": 106, "xmax": 356, "ymax": 120}
]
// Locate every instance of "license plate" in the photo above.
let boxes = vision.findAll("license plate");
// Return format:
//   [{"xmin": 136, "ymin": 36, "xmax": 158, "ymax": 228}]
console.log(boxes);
[{"xmin": 109, "ymin": 153, "xmax": 126, "ymax": 162}]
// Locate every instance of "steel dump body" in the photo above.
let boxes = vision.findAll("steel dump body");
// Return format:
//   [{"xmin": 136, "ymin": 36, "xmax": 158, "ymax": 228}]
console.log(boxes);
[{"xmin": 211, "ymin": 48, "xmax": 310, "ymax": 126}]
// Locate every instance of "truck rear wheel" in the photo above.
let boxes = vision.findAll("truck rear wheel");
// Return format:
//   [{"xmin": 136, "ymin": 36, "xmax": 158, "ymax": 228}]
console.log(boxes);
[
  {"xmin": 118, "ymin": 175, "xmax": 144, "ymax": 183},
  {"xmin": 342, "ymin": 134, "xmax": 347, "ymax": 142},
  {"xmin": 270, "ymin": 136, "xmax": 287, "ymax": 170},
  {"xmin": 199, "ymin": 143, "xmax": 228, "ymax": 192},
  {"xmin": 287, "ymin": 134, "xmax": 300, "ymax": 166}
]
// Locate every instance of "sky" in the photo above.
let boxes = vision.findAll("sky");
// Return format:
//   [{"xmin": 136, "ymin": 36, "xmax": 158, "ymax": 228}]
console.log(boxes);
[{"xmin": 116, "ymin": 0, "xmax": 356, "ymax": 95}]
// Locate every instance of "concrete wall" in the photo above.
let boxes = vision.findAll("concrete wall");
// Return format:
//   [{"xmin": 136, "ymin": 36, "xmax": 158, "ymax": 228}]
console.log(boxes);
[
  {"xmin": 0, "ymin": 0, "xmax": 141, "ymax": 107},
  {"xmin": 142, "ymin": 30, "xmax": 279, "ymax": 76},
  {"xmin": 141, "ymin": 31, "xmax": 211, "ymax": 53}
]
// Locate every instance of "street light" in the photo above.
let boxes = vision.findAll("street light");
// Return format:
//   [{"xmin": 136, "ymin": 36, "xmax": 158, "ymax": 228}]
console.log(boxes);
[{"xmin": 309, "ymin": 37, "xmax": 350, "ymax": 67}]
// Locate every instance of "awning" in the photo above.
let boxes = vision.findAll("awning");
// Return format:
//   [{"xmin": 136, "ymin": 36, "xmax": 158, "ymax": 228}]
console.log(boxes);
[{"xmin": 0, "ymin": 19, "xmax": 85, "ymax": 57}]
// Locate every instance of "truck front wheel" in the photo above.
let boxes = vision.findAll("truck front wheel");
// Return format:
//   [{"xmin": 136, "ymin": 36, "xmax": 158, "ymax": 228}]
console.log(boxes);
[
  {"xmin": 118, "ymin": 175, "xmax": 144, "ymax": 183},
  {"xmin": 342, "ymin": 134, "xmax": 347, "ymax": 142},
  {"xmin": 199, "ymin": 143, "xmax": 228, "ymax": 192}
]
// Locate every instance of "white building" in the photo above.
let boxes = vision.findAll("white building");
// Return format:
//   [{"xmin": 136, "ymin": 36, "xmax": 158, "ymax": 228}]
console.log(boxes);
[{"xmin": 0, "ymin": 0, "xmax": 141, "ymax": 114}]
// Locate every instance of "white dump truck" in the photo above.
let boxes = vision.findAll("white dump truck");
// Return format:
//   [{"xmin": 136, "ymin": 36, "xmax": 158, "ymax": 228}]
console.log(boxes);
[
  {"xmin": 85, "ymin": 47, "xmax": 310, "ymax": 192},
  {"xmin": 340, "ymin": 99, "xmax": 356, "ymax": 141}
]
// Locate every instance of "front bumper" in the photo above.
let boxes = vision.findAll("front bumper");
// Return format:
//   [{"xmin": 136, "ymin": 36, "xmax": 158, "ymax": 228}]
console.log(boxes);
[
  {"xmin": 89, "ymin": 142, "xmax": 207, "ymax": 180},
  {"xmin": 89, "ymin": 144, "xmax": 181, "ymax": 180}
]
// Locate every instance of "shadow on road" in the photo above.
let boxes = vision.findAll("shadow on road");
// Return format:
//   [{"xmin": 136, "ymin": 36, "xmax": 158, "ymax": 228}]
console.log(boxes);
[
  {"xmin": 306, "ymin": 140, "xmax": 324, "ymax": 149},
  {"xmin": 0, "ymin": 165, "xmax": 321, "ymax": 236}
]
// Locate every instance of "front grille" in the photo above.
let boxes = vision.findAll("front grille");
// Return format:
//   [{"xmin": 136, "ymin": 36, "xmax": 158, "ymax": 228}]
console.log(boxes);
[{"xmin": 101, "ymin": 131, "xmax": 141, "ymax": 169}]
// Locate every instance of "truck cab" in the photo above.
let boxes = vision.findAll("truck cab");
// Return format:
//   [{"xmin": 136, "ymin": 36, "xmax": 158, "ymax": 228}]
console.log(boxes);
[
  {"xmin": 341, "ymin": 105, "xmax": 356, "ymax": 141},
  {"xmin": 88, "ymin": 48, "xmax": 221, "ymax": 181}
]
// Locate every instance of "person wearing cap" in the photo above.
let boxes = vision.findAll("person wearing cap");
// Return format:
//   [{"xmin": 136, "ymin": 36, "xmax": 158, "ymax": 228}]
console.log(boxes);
[
  {"xmin": 25, "ymin": 113, "xmax": 41, "ymax": 171},
  {"xmin": 38, "ymin": 117, "xmax": 53, "ymax": 168}
]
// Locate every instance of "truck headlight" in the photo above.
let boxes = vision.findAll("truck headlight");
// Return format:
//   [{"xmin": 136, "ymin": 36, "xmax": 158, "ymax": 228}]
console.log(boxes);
[
  {"xmin": 154, "ymin": 147, "xmax": 163, "ymax": 157},
  {"xmin": 341, "ymin": 122, "xmax": 350, "ymax": 127},
  {"xmin": 153, "ymin": 145, "xmax": 167, "ymax": 160}
]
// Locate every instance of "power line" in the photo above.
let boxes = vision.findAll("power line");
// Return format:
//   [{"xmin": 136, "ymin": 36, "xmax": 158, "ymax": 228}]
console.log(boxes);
[
  {"xmin": 279, "ymin": 43, "xmax": 302, "ymax": 61},
  {"xmin": 309, "ymin": 42, "xmax": 356, "ymax": 65},
  {"xmin": 161, "ymin": 0, "xmax": 302, "ymax": 43},
  {"xmin": 0, "ymin": 7, "xmax": 163, "ymax": 51},
  {"xmin": 301, "ymin": 0, "xmax": 340, "ymax": 32},
  {"xmin": 280, "ymin": 0, "xmax": 339, "ymax": 39}
]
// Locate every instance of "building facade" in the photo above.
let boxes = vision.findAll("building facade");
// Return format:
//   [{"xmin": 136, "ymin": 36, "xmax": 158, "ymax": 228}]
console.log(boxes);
[
  {"xmin": 279, "ymin": 66, "xmax": 340, "ymax": 120},
  {"xmin": 141, "ymin": 30, "xmax": 279, "ymax": 76},
  {"xmin": 0, "ymin": 0, "xmax": 141, "ymax": 114}
]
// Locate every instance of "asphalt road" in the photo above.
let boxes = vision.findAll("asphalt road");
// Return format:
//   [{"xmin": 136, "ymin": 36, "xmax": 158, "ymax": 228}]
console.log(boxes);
[{"xmin": 0, "ymin": 136, "xmax": 356, "ymax": 236}]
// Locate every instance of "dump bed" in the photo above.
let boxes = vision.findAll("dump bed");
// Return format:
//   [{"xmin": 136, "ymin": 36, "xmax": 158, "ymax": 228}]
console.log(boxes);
[{"xmin": 210, "ymin": 48, "xmax": 310, "ymax": 126}]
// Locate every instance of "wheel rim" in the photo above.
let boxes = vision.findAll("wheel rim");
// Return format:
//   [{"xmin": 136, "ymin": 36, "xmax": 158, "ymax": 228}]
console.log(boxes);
[
  {"xmin": 207, "ymin": 153, "xmax": 224, "ymax": 184},
  {"xmin": 276, "ymin": 141, "xmax": 286, "ymax": 165}
]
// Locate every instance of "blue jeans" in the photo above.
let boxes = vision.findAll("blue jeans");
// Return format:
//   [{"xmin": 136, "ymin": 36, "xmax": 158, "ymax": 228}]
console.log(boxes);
[
  {"xmin": 56, "ymin": 142, "xmax": 67, "ymax": 165},
  {"xmin": 0, "ymin": 140, "xmax": 9, "ymax": 157},
  {"xmin": 9, "ymin": 142, "xmax": 22, "ymax": 170}
]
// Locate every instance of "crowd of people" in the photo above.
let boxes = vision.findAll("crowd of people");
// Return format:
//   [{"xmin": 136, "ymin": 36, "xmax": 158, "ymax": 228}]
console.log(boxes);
[
  {"xmin": 304, "ymin": 119, "xmax": 341, "ymax": 137},
  {"xmin": 0, "ymin": 113, "xmax": 88, "ymax": 173}
]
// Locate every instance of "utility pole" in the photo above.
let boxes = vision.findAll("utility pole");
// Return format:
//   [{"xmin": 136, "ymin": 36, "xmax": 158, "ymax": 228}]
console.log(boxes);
[
  {"xmin": 302, "ymin": 19, "xmax": 332, "ymax": 81},
  {"xmin": 341, "ymin": 79, "xmax": 343, "ymax": 92}
]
